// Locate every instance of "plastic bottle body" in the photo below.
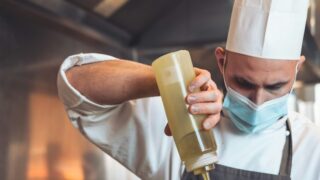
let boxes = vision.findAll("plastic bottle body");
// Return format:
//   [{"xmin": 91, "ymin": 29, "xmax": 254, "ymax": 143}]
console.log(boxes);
[{"xmin": 152, "ymin": 50, "xmax": 217, "ymax": 176}]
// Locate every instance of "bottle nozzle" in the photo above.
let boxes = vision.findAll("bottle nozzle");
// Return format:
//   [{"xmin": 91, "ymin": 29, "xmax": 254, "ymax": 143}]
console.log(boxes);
[
  {"xmin": 201, "ymin": 172, "xmax": 210, "ymax": 180},
  {"xmin": 193, "ymin": 164, "xmax": 214, "ymax": 180}
]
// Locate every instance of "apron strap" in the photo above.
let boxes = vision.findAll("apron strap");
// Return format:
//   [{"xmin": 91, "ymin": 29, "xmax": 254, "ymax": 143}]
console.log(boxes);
[{"xmin": 278, "ymin": 119, "xmax": 293, "ymax": 176}]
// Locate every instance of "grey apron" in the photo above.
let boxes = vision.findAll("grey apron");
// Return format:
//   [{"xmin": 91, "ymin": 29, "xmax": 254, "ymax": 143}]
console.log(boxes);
[{"xmin": 181, "ymin": 120, "xmax": 292, "ymax": 180}]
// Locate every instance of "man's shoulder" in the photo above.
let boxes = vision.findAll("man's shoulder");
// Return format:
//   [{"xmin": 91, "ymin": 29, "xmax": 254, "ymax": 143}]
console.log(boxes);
[
  {"xmin": 289, "ymin": 111, "xmax": 320, "ymax": 175},
  {"xmin": 289, "ymin": 111, "xmax": 320, "ymax": 146}
]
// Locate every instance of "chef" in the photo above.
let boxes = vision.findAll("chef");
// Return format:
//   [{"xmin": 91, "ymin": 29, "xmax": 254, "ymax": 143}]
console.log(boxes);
[{"xmin": 57, "ymin": 0, "xmax": 320, "ymax": 179}]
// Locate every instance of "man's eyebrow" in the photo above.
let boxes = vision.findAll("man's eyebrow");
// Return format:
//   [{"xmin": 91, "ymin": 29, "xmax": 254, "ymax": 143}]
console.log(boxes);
[
  {"xmin": 234, "ymin": 75, "xmax": 290, "ymax": 87},
  {"xmin": 234, "ymin": 76, "xmax": 257, "ymax": 86},
  {"xmin": 264, "ymin": 81, "xmax": 290, "ymax": 88}
]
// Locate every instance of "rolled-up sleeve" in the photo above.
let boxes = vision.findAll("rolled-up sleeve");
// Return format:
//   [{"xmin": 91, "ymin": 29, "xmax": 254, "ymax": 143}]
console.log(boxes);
[{"xmin": 57, "ymin": 53, "xmax": 183, "ymax": 180}]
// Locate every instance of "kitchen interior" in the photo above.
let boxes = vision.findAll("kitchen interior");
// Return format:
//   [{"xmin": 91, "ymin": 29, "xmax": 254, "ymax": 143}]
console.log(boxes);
[{"xmin": 0, "ymin": 0, "xmax": 319, "ymax": 179}]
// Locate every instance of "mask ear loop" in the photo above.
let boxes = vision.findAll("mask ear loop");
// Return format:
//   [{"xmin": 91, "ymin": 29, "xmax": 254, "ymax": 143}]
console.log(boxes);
[
  {"xmin": 221, "ymin": 55, "xmax": 228, "ymax": 117},
  {"xmin": 222, "ymin": 54, "xmax": 229, "ymax": 89},
  {"xmin": 289, "ymin": 62, "xmax": 300, "ymax": 94}
]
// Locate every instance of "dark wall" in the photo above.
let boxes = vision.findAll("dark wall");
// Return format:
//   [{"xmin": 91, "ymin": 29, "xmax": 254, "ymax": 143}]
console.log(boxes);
[{"xmin": 0, "ymin": 8, "xmax": 126, "ymax": 180}]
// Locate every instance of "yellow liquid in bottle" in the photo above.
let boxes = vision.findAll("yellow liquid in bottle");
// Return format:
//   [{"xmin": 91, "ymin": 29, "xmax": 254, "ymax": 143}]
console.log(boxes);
[
  {"xmin": 152, "ymin": 50, "xmax": 217, "ymax": 178},
  {"xmin": 177, "ymin": 130, "xmax": 217, "ymax": 161}
]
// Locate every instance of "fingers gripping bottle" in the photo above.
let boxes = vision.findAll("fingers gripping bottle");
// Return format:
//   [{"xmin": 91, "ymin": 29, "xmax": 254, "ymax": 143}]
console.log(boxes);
[{"xmin": 152, "ymin": 50, "xmax": 218, "ymax": 180}]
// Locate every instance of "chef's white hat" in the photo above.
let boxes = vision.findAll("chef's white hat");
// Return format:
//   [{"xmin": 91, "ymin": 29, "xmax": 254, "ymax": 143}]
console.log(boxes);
[{"xmin": 226, "ymin": 0, "xmax": 309, "ymax": 60}]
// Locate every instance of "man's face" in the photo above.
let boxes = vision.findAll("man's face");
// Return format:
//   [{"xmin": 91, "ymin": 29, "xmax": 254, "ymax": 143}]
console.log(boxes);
[{"xmin": 215, "ymin": 48, "xmax": 304, "ymax": 105}]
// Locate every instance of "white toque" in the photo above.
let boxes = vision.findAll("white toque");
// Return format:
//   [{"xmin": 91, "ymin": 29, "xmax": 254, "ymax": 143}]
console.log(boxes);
[{"xmin": 226, "ymin": 0, "xmax": 310, "ymax": 60}]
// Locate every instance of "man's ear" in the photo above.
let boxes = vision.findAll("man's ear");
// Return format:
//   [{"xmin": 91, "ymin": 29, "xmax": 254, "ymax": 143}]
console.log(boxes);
[
  {"xmin": 215, "ymin": 47, "xmax": 226, "ymax": 74},
  {"xmin": 297, "ymin": 55, "xmax": 306, "ymax": 71}
]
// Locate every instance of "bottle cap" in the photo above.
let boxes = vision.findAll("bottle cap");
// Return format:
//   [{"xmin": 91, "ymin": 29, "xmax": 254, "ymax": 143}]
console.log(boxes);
[{"xmin": 185, "ymin": 151, "xmax": 217, "ymax": 172}]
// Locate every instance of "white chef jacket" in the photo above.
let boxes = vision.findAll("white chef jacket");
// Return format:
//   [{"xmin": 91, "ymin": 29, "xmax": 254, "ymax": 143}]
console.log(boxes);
[{"xmin": 57, "ymin": 53, "xmax": 320, "ymax": 180}]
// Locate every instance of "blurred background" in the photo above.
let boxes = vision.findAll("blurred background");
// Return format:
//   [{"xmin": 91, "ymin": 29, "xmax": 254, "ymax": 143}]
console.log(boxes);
[{"xmin": 0, "ymin": 0, "xmax": 319, "ymax": 179}]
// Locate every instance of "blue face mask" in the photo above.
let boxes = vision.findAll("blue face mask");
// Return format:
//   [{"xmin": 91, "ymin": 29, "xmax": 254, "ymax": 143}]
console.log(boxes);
[
  {"xmin": 222, "ymin": 59, "xmax": 298, "ymax": 133},
  {"xmin": 222, "ymin": 87, "xmax": 290, "ymax": 133}
]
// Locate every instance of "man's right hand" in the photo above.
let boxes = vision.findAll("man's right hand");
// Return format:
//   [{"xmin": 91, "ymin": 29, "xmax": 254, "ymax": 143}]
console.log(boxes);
[{"xmin": 164, "ymin": 68, "xmax": 223, "ymax": 136}]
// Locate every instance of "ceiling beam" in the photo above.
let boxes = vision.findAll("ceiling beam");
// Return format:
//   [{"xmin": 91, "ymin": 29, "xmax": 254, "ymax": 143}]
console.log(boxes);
[
  {"xmin": 0, "ymin": 0, "xmax": 132, "ymax": 51},
  {"xmin": 94, "ymin": 0, "xmax": 128, "ymax": 18}
]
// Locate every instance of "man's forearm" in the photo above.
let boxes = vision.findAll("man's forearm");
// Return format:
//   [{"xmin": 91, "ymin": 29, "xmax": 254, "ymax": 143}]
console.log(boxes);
[{"xmin": 66, "ymin": 59, "xmax": 159, "ymax": 105}]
